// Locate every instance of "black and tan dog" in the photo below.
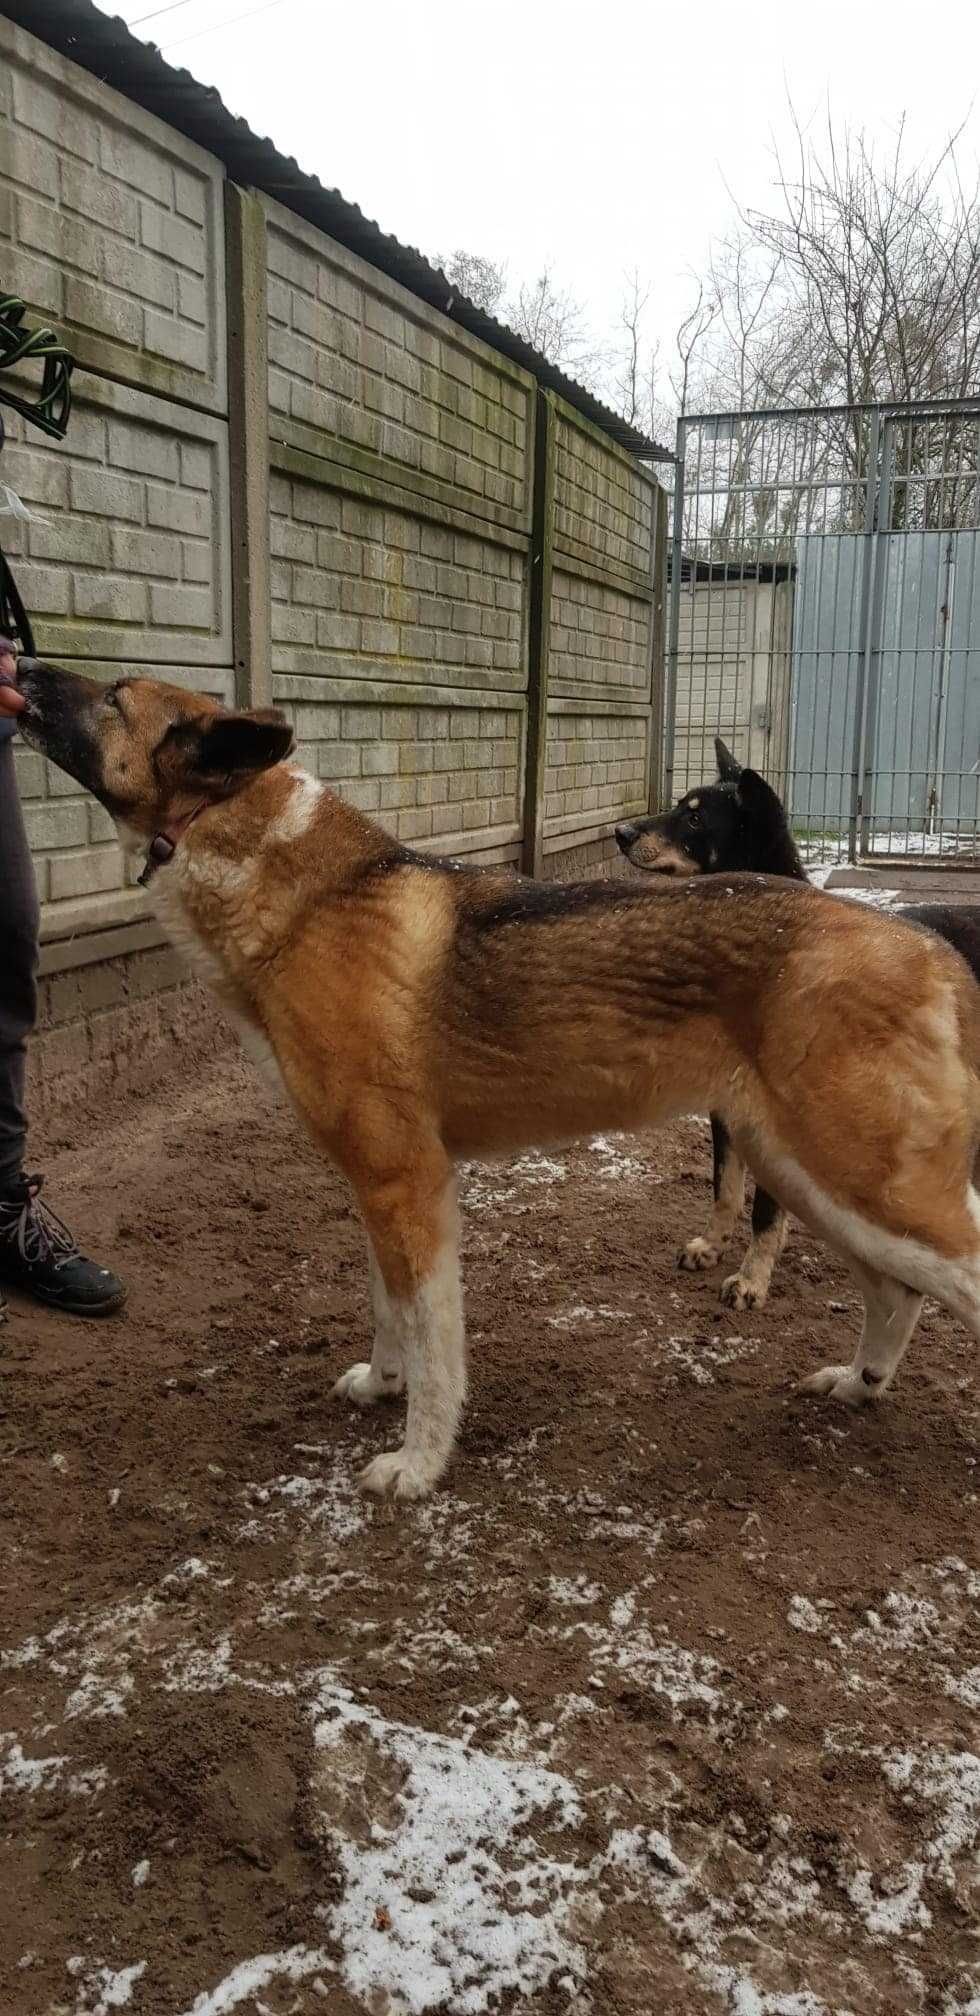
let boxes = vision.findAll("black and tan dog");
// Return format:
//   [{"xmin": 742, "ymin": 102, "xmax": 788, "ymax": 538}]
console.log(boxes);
[
  {"xmin": 9, "ymin": 660, "xmax": 980, "ymax": 1498},
  {"xmin": 616, "ymin": 740, "xmax": 980, "ymax": 1308}
]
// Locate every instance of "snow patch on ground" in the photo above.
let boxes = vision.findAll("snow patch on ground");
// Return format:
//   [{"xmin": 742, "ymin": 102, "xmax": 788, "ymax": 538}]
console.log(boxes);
[
  {"xmin": 587, "ymin": 1133, "xmax": 647, "ymax": 1181},
  {"xmin": 462, "ymin": 1151, "xmax": 568, "ymax": 1212},
  {"xmin": 239, "ymin": 1451, "xmax": 368, "ymax": 1545},
  {"xmin": 178, "ymin": 1946, "xmax": 334, "ymax": 2015},
  {"xmin": 0, "ymin": 1736, "xmax": 106, "ymax": 1800},
  {"xmin": 67, "ymin": 1958, "xmax": 146, "ymax": 2014},
  {"xmin": 311, "ymin": 1673, "xmax": 586, "ymax": 2015}
]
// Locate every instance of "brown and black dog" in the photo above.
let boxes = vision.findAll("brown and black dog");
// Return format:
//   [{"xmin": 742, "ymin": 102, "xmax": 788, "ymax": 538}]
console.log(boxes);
[
  {"xmin": 11, "ymin": 658, "xmax": 980, "ymax": 1497},
  {"xmin": 615, "ymin": 741, "xmax": 980, "ymax": 1310}
]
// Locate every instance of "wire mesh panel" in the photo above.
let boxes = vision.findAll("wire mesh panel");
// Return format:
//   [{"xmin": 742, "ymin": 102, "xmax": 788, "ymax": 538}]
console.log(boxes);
[
  {"xmin": 665, "ymin": 401, "xmax": 980, "ymax": 865},
  {"xmin": 864, "ymin": 412, "xmax": 980, "ymax": 859}
]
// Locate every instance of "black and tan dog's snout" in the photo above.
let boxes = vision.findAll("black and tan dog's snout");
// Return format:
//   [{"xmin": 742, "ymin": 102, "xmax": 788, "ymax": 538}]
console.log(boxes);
[
  {"xmin": 14, "ymin": 654, "xmax": 94, "ymax": 710},
  {"xmin": 11, "ymin": 656, "xmax": 108, "ymax": 787},
  {"xmin": 614, "ymin": 820, "xmax": 639, "ymax": 855}
]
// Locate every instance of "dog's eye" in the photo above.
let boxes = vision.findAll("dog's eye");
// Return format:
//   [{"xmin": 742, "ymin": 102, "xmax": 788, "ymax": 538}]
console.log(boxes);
[{"xmin": 686, "ymin": 810, "xmax": 701, "ymax": 830}]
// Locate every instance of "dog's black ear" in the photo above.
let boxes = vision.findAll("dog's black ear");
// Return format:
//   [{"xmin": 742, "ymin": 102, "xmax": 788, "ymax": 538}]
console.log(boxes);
[
  {"xmin": 714, "ymin": 736, "xmax": 742, "ymax": 782},
  {"xmin": 736, "ymin": 767, "xmax": 784, "ymax": 819},
  {"xmin": 187, "ymin": 708, "xmax": 295, "ymax": 779}
]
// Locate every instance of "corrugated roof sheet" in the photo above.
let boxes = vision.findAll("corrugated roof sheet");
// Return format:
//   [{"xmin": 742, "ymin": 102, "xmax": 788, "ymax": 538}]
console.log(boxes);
[{"xmin": 3, "ymin": 0, "xmax": 672, "ymax": 463}]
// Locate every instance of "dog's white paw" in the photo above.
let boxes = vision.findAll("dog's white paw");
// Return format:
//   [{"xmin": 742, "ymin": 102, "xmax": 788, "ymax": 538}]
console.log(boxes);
[
  {"xmin": 679, "ymin": 1236, "xmax": 723, "ymax": 1272},
  {"xmin": 358, "ymin": 1448, "xmax": 438, "ymax": 1500},
  {"xmin": 721, "ymin": 1270, "xmax": 766, "ymax": 1310},
  {"xmin": 333, "ymin": 1362, "xmax": 404, "ymax": 1408},
  {"xmin": 799, "ymin": 1364, "xmax": 882, "ymax": 1407}
]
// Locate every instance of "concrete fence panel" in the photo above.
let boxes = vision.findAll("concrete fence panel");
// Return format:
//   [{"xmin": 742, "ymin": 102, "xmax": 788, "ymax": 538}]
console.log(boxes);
[{"xmin": 1, "ymin": 10, "xmax": 666, "ymax": 1108}]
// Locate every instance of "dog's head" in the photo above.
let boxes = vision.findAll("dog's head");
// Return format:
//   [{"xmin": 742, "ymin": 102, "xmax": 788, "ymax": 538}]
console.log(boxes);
[
  {"xmin": 13, "ymin": 659, "xmax": 295, "ymax": 838},
  {"xmin": 615, "ymin": 738, "xmax": 797, "ymax": 879},
  {"xmin": 615, "ymin": 738, "xmax": 747, "ymax": 876}
]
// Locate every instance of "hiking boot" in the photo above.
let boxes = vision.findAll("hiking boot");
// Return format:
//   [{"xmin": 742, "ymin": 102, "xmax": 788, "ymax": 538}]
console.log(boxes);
[{"xmin": 0, "ymin": 1174, "xmax": 127, "ymax": 1317}]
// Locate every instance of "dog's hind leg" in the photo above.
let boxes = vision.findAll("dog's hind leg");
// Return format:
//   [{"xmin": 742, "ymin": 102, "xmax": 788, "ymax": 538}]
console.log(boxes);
[
  {"xmin": 680, "ymin": 1115, "xmax": 745, "ymax": 1272},
  {"xmin": 721, "ymin": 1186, "xmax": 788, "ymax": 1310},
  {"xmin": 333, "ymin": 1245, "xmax": 406, "ymax": 1407},
  {"xmin": 800, "ymin": 1267, "xmax": 924, "ymax": 1407},
  {"xmin": 352, "ymin": 1154, "xmax": 466, "ymax": 1500}
]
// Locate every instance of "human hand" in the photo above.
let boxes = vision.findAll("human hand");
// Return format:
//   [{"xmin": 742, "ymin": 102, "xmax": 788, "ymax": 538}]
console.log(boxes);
[{"xmin": 0, "ymin": 639, "xmax": 26, "ymax": 716}]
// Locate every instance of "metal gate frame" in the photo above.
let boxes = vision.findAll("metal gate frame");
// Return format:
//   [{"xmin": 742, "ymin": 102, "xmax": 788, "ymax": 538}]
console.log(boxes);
[{"xmin": 664, "ymin": 396, "xmax": 980, "ymax": 866}]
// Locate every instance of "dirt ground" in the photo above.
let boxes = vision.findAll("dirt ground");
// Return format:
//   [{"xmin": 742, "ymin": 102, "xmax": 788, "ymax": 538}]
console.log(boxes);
[{"xmin": 1, "ymin": 1039, "xmax": 978, "ymax": 2016}]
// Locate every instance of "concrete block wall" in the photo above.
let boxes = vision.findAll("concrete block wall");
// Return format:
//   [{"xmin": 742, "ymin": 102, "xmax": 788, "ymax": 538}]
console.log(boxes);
[
  {"xmin": 554, "ymin": 412, "xmax": 654, "ymax": 575},
  {"xmin": 267, "ymin": 215, "xmax": 528, "ymax": 518},
  {"xmin": 544, "ymin": 709, "xmax": 649, "ymax": 826},
  {"xmin": 550, "ymin": 571, "xmax": 650, "ymax": 693},
  {"xmin": 264, "ymin": 200, "xmax": 535, "ymax": 866},
  {"xmin": 269, "ymin": 484, "xmax": 525, "ymax": 687},
  {"xmin": 671, "ymin": 576, "xmax": 794, "ymax": 798},
  {"xmin": 543, "ymin": 406, "xmax": 660, "ymax": 866},
  {"xmin": 2, "ymin": 12, "xmax": 665, "ymax": 1111},
  {"xmin": 1, "ymin": 14, "xmax": 232, "ymax": 974}
]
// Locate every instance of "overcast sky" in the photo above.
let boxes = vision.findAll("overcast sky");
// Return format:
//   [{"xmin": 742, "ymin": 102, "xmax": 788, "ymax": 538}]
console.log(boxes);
[{"xmin": 102, "ymin": 0, "xmax": 980, "ymax": 392}]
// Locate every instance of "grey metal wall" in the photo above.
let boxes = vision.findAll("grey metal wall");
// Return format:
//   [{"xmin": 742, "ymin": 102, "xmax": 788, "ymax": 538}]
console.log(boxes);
[{"xmin": 789, "ymin": 527, "xmax": 980, "ymax": 847}]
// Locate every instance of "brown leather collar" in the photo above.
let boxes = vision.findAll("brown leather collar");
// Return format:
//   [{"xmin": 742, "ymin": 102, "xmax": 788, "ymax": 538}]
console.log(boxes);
[{"xmin": 137, "ymin": 801, "xmax": 209, "ymax": 887}]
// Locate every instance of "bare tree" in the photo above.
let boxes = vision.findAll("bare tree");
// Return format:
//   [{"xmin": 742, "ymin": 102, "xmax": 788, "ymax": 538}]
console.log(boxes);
[
  {"xmin": 434, "ymin": 250, "xmax": 508, "ymax": 318},
  {"xmin": 507, "ymin": 266, "xmax": 607, "ymax": 384},
  {"xmin": 672, "ymin": 106, "xmax": 980, "ymax": 547},
  {"xmin": 754, "ymin": 107, "xmax": 980, "ymax": 409},
  {"xmin": 433, "ymin": 252, "xmax": 607, "ymax": 390}
]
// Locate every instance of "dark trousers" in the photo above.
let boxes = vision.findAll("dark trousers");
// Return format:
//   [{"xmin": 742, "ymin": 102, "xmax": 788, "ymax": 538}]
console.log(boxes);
[{"xmin": 0, "ymin": 736, "xmax": 39, "ymax": 1188}]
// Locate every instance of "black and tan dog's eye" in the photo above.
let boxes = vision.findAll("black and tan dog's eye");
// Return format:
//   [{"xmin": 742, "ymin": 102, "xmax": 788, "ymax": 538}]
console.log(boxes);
[{"xmin": 687, "ymin": 810, "xmax": 702, "ymax": 829}]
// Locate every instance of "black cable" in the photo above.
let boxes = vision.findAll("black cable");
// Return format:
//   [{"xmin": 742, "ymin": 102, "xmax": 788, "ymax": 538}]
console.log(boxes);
[
  {"xmin": 0, "ymin": 553, "xmax": 34, "ymax": 656},
  {"xmin": 0, "ymin": 295, "xmax": 75, "ymax": 652},
  {"xmin": 0, "ymin": 294, "xmax": 74, "ymax": 452}
]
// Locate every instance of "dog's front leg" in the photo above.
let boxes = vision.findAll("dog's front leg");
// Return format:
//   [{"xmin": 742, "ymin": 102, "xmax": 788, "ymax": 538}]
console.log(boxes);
[
  {"xmin": 680, "ymin": 1115, "xmax": 745, "ymax": 1271},
  {"xmin": 349, "ymin": 1158, "xmax": 465, "ymax": 1501},
  {"xmin": 333, "ymin": 1246, "xmax": 406, "ymax": 1406}
]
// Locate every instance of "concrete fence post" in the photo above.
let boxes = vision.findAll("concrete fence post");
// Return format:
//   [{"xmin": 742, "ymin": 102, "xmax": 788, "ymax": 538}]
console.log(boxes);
[
  {"xmin": 521, "ymin": 388, "xmax": 556, "ymax": 876},
  {"xmin": 224, "ymin": 183, "xmax": 272, "ymax": 710},
  {"xmin": 647, "ymin": 480, "xmax": 670, "ymax": 812}
]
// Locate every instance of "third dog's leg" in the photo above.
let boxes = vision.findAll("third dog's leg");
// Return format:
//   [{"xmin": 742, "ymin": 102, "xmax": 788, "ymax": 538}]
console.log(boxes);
[
  {"xmin": 800, "ymin": 1268, "xmax": 923, "ymax": 1407},
  {"xmin": 333, "ymin": 1246, "xmax": 406, "ymax": 1407},
  {"xmin": 721, "ymin": 1187, "xmax": 788, "ymax": 1310},
  {"xmin": 680, "ymin": 1115, "xmax": 745, "ymax": 1270}
]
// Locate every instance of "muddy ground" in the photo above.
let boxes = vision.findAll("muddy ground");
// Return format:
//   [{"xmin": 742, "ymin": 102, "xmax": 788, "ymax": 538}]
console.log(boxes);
[{"xmin": 1, "ymin": 1040, "xmax": 977, "ymax": 2016}]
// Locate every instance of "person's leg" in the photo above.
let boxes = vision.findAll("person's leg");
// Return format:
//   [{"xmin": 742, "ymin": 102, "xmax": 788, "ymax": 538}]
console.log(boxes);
[
  {"xmin": 0, "ymin": 735, "xmax": 126, "ymax": 1316},
  {"xmin": 0, "ymin": 735, "xmax": 38, "ymax": 1191}
]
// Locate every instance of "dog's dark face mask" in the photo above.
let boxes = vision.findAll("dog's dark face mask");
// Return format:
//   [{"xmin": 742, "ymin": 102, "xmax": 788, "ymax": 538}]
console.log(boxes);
[
  {"xmin": 615, "ymin": 738, "xmax": 746, "ymax": 876},
  {"xmin": 13, "ymin": 657, "xmax": 294, "ymax": 834}
]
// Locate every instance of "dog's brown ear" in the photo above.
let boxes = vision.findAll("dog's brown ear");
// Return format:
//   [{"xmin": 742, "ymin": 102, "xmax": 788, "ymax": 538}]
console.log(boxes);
[
  {"xmin": 176, "ymin": 708, "xmax": 295, "ymax": 782},
  {"xmin": 714, "ymin": 736, "xmax": 742, "ymax": 782}
]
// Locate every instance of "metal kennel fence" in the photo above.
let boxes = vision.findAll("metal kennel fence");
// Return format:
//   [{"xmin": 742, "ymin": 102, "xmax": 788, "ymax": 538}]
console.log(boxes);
[{"xmin": 664, "ymin": 398, "xmax": 980, "ymax": 864}]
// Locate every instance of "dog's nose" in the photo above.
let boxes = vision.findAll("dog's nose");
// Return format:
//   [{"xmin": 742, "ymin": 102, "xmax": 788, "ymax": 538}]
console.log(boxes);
[{"xmin": 615, "ymin": 821, "xmax": 638, "ymax": 852}]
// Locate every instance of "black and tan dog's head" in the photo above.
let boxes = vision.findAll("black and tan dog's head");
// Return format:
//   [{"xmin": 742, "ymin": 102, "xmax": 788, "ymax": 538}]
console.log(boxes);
[
  {"xmin": 615, "ymin": 738, "xmax": 805, "ymax": 881},
  {"xmin": 14, "ymin": 658, "xmax": 295, "ymax": 838}
]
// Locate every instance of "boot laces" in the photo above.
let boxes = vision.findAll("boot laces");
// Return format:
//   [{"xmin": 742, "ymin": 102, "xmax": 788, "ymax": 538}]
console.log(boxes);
[{"xmin": 0, "ymin": 1175, "xmax": 80, "ymax": 1272}]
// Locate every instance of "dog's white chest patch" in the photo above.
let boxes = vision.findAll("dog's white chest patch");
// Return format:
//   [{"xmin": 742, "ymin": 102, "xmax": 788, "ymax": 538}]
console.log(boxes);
[
  {"xmin": 151, "ymin": 868, "xmax": 284, "ymax": 1093},
  {"xmin": 266, "ymin": 767, "xmax": 322, "ymax": 845}
]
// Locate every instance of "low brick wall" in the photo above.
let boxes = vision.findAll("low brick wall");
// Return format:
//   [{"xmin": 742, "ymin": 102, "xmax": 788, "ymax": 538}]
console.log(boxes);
[{"xmin": 27, "ymin": 942, "xmax": 225, "ymax": 1125}]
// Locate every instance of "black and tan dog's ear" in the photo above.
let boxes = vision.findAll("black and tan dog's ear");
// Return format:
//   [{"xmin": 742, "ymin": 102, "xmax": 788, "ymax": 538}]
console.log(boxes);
[
  {"xmin": 714, "ymin": 736, "xmax": 742, "ymax": 783},
  {"xmin": 736, "ymin": 765, "xmax": 785, "ymax": 821},
  {"xmin": 172, "ymin": 708, "xmax": 295, "ymax": 782}
]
